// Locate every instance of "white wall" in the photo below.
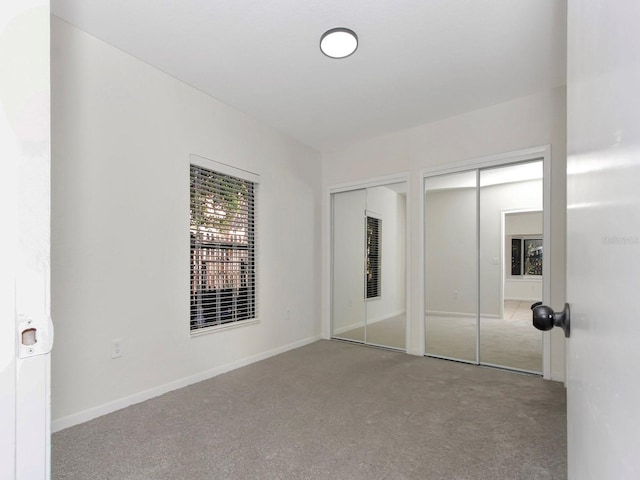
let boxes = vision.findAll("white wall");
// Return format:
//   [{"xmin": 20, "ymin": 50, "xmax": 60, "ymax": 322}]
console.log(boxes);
[
  {"xmin": 323, "ymin": 86, "xmax": 567, "ymax": 381},
  {"xmin": 425, "ymin": 186, "xmax": 477, "ymax": 316},
  {"xmin": 505, "ymin": 211, "xmax": 542, "ymax": 236},
  {"xmin": 51, "ymin": 17, "xmax": 322, "ymax": 429}
]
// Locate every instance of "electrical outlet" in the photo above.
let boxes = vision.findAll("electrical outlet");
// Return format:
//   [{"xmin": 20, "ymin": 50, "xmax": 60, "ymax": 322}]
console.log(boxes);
[{"xmin": 111, "ymin": 339, "xmax": 123, "ymax": 359}]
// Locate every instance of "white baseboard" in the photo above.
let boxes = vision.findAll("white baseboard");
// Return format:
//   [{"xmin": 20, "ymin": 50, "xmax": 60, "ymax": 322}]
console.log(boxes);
[
  {"xmin": 333, "ymin": 321, "xmax": 365, "ymax": 335},
  {"xmin": 51, "ymin": 334, "xmax": 321, "ymax": 433},
  {"xmin": 425, "ymin": 310, "xmax": 500, "ymax": 319},
  {"xmin": 332, "ymin": 311, "xmax": 405, "ymax": 335},
  {"xmin": 504, "ymin": 297, "xmax": 540, "ymax": 302},
  {"xmin": 425, "ymin": 310, "xmax": 476, "ymax": 318},
  {"xmin": 366, "ymin": 310, "xmax": 405, "ymax": 325}
]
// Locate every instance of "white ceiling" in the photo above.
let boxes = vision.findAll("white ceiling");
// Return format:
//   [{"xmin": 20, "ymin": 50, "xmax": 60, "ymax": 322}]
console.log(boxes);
[{"xmin": 51, "ymin": 0, "xmax": 567, "ymax": 152}]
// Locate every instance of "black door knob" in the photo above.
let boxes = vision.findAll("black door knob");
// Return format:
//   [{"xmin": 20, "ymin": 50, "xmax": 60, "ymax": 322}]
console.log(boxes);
[{"xmin": 531, "ymin": 302, "xmax": 571, "ymax": 338}]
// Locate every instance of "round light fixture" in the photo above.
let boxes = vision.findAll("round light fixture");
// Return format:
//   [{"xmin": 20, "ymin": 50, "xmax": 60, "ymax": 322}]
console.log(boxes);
[{"xmin": 320, "ymin": 27, "xmax": 358, "ymax": 59}]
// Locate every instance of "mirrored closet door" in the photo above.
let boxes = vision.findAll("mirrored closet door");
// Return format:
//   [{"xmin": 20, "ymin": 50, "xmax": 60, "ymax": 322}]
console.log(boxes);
[
  {"xmin": 479, "ymin": 162, "xmax": 543, "ymax": 373},
  {"xmin": 331, "ymin": 182, "xmax": 407, "ymax": 351},
  {"xmin": 424, "ymin": 171, "xmax": 478, "ymax": 362},
  {"xmin": 424, "ymin": 160, "xmax": 544, "ymax": 373}
]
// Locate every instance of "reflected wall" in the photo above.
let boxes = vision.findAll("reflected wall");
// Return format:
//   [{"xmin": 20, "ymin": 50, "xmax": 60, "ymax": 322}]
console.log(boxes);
[
  {"xmin": 331, "ymin": 183, "xmax": 407, "ymax": 350},
  {"xmin": 479, "ymin": 162, "xmax": 543, "ymax": 372},
  {"xmin": 424, "ymin": 171, "xmax": 478, "ymax": 362}
]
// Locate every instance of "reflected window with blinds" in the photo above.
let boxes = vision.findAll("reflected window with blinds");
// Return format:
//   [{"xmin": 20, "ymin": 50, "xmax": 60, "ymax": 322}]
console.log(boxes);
[
  {"xmin": 366, "ymin": 215, "xmax": 381, "ymax": 299},
  {"xmin": 190, "ymin": 160, "xmax": 257, "ymax": 331},
  {"xmin": 510, "ymin": 237, "xmax": 542, "ymax": 277}
]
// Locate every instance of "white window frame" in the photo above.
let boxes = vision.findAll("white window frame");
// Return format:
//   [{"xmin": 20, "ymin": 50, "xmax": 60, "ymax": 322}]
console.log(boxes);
[{"xmin": 189, "ymin": 154, "xmax": 260, "ymax": 335}]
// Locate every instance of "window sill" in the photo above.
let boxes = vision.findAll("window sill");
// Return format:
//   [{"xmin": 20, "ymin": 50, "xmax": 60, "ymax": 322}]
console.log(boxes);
[
  {"xmin": 190, "ymin": 318, "xmax": 259, "ymax": 337},
  {"xmin": 507, "ymin": 276, "xmax": 542, "ymax": 282}
]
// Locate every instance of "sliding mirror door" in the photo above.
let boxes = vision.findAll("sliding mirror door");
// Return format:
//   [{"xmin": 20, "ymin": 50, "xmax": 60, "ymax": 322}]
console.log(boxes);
[
  {"xmin": 479, "ymin": 161, "xmax": 543, "ymax": 372},
  {"xmin": 424, "ymin": 159, "xmax": 544, "ymax": 373},
  {"xmin": 424, "ymin": 171, "xmax": 478, "ymax": 362},
  {"xmin": 331, "ymin": 182, "xmax": 407, "ymax": 351},
  {"xmin": 332, "ymin": 189, "xmax": 366, "ymax": 343},
  {"xmin": 364, "ymin": 185, "xmax": 407, "ymax": 350}
]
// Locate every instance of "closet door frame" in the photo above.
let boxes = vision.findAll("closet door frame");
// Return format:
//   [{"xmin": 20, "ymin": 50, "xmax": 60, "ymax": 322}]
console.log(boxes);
[
  {"xmin": 422, "ymin": 146, "xmax": 552, "ymax": 378},
  {"xmin": 328, "ymin": 173, "xmax": 411, "ymax": 352}
]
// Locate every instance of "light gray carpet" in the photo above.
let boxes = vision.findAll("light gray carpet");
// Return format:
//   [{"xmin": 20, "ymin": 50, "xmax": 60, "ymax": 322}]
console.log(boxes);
[
  {"xmin": 427, "ymin": 300, "xmax": 542, "ymax": 372},
  {"xmin": 335, "ymin": 301, "xmax": 542, "ymax": 372},
  {"xmin": 52, "ymin": 340, "xmax": 566, "ymax": 480}
]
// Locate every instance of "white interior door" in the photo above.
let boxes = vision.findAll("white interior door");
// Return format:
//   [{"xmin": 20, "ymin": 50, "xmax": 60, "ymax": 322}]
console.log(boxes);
[
  {"xmin": 0, "ymin": 1, "xmax": 52, "ymax": 479},
  {"xmin": 567, "ymin": 0, "xmax": 640, "ymax": 478}
]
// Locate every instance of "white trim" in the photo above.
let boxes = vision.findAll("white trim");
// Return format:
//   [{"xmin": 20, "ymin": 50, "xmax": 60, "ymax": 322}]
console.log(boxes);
[
  {"xmin": 404, "ymin": 177, "xmax": 413, "ymax": 355},
  {"xmin": 51, "ymin": 335, "xmax": 321, "ymax": 433},
  {"xmin": 189, "ymin": 318, "xmax": 260, "ymax": 337},
  {"xmin": 426, "ymin": 310, "xmax": 476, "ymax": 318},
  {"xmin": 329, "ymin": 172, "xmax": 410, "ymax": 194},
  {"xmin": 333, "ymin": 321, "xmax": 366, "ymax": 335},
  {"xmin": 416, "ymin": 172, "xmax": 426, "ymax": 356},
  {"xmin": 475, "ymin": 169, "xmax": 480, "ymax": 365},
  {"xmin": 425, "ymin": 310, "xmax": 500, "ymax": 319},
  {"xmin": 507, "ymin": 276, "xmax": 543, "ymax": 282},
  {"xmin": 503, "ymin": 296, "xmax": 542, "ymax": 302},
  {"xmin": 421, "ymin": 145, "xmax": 549, "ymax": 178},
  {"xmin": 542, "ymin": 146, "xmax": 552, "ymax": 380},
  {"xmin": 365, "ymin": 209, "xmax": 382, "ymax": 220},
  {"xmin": 366, "ymin": 310, "xmax": 406, "ymax": 325},
  {"xmin": 189, "ymin": 153, "xmax": 259, "ymax": 184}
]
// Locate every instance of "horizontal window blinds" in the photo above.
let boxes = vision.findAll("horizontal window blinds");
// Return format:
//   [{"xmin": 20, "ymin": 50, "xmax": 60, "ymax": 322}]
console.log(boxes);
[
  {"xmin": 366, "ymin": 215, "xmax": 381, "ymax": 299},
  {"xmin": 190, "ymin": 164, "xmax": 256, "ymax": 331}
]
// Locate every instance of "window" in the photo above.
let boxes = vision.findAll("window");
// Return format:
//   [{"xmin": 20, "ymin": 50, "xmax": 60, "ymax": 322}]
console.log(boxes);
[
  {"xmin": 510, "ymin": 237, "xmax": 542, "ymax": 276},
  {"xmin": 366, "ymin": 215, "xmax": 381, "ymax": 299},
  {"xmin": 190, "ymin": 161, "xmax": 257, "ymax": 331}
]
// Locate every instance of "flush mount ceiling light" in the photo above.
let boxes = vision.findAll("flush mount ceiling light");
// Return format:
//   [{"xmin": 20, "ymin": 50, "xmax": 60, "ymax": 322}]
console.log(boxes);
[{"xmin": 320, "ymin": 27, "xmax": 358, "ymax": 59}]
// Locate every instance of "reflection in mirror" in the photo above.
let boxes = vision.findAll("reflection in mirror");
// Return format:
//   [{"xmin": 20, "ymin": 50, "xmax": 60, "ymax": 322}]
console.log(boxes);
[
  {"xmin": 365, "ymin": 184, "xmax": 406, "ymax": 350},
  {"xmin": 331, "ymin": 189, "xmax": 366, "ymax": 343},
  {"xmin": 479, "ymin": 161, "xmax": 543, "ymax": 372},
  {"xmin": 424, "ymin": 171, "xmax": 478, "ymax": 362},
  {"xmin": 331, "ymin": 183, "xmax": 407, "ymax": 351}
]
